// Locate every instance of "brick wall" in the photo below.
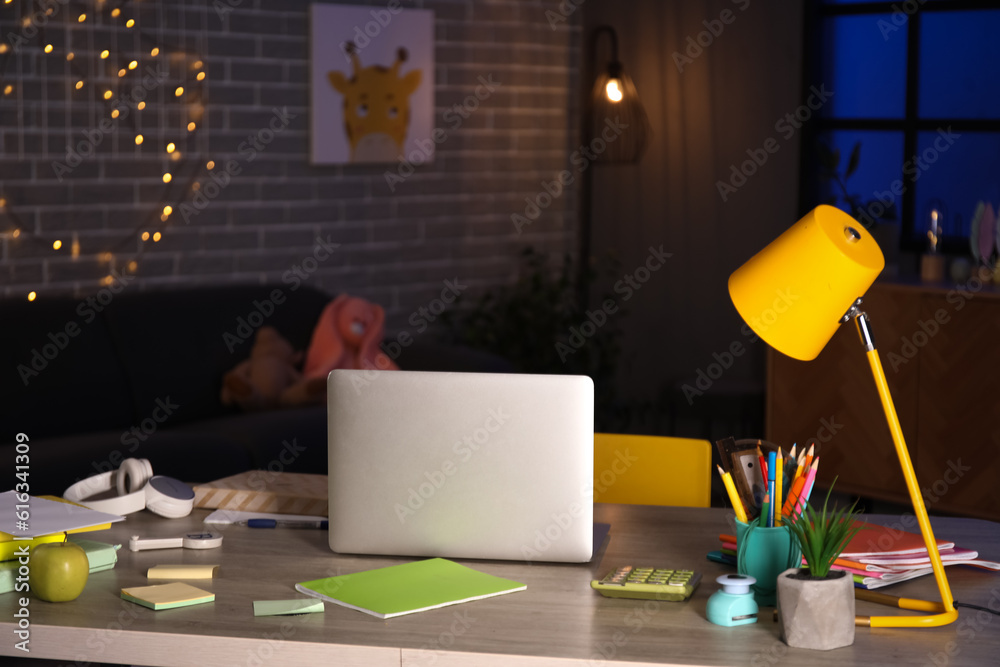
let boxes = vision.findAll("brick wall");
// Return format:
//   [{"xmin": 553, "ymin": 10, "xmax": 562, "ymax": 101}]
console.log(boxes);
[{"xmin": 0, "ymin": 0, "xmax": 580, "ymax": 331}]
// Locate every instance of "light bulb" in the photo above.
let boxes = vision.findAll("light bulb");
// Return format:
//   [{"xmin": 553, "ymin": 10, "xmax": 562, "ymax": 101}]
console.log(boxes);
[
  {"xmin": 605, "ymin": 78, "xmax": 623, "ymax": 103},
  {"xmin": 28, "ymin": 292, "xmax": 37, "ymax": 302},
  {"xmin": 162, "ymin": 173, "xmax": 172, "ymax": 183},
  {"xmin": 166, "ymin": 142, "xmax": 176, "ymax": 153}
]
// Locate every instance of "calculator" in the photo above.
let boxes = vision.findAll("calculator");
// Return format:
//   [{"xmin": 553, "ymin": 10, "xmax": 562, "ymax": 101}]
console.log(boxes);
[{"xmin": 591, "ymin": 566, "xmax": 701, "ymax": 602}]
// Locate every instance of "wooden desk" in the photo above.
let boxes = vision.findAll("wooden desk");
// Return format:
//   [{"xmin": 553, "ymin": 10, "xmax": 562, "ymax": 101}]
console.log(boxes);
[{"xmin": 2, "ymin": 505, "xmax": 999, "ymax": 666}]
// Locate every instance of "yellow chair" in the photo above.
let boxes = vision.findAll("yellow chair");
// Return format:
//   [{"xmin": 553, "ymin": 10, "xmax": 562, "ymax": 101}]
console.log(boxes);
[{"xmin": 594, "ymin": 433, "xmax": 711, "ymax": 507}]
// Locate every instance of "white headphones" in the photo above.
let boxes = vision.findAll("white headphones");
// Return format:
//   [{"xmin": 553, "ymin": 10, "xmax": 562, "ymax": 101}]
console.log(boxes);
[{"xmin": 63, "ymin": 458, "xmax": 195, "ymax": 519}]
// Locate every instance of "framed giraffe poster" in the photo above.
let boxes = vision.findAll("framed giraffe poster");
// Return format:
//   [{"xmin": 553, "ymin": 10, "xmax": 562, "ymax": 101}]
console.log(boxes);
[{"xmin": 310, "ymin": 4, "xmax": 435, "ymax": 165}]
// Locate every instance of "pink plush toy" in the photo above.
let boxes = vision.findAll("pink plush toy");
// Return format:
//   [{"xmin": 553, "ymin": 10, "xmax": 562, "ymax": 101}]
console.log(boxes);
[{"xmin": 302, "ymin": 294, "xmax": 399, "ymax": 380}]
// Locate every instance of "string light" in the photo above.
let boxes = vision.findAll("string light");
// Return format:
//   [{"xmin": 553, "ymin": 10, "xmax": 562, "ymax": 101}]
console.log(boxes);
[
  {"xmin": 152, "ymin": 232, "xmax": 162, "ymax": 242},
  {"xmin": 44, "ymin": 44, "xmax": 53, "ymax": 54},
  {"xmin": 52, "ymin": 240, "xmax": 62, "ymax": 250},
  {"xmin": 75, "ymin": 80, "xmax": 84, "ymax": 90},
  {"xmin": 111, "ymin": 109, "xmax": 120, "ymax": 119},
  {"xmin": 101, "ymin": 276, "xmax": 113, "ymax": 287},
  {"xmin": 135, "ymin": 134, "xmax": 144, "ymax": 145},
  {"xmin": 128, "ymin": 60, "xmax": 138, "ymax": 70},
  {"xmin": 162, "ymin": 173, "xmax": 172, "ymax": 183},
  {"xmin": 103, "ymin": 90, "xmax": 113, "ymax": 100},
  {"xmin": 126, "ymin": 19, "xmax": 135, "ymax": 28},
  {"xmin": 187, "ymin": 122, "xmax": 196, "ymax": 132},
  {"xmin": 12, "ymin": 229, "xmax": 20, "ymax": 238},
  {"xmin": 137, "ymin": 101, "xmax": 146, "ymax": 110},
  {"xmin": 206, "ymin": 161, "xmax": 215, "ymax": 170},
  {"xmin": 111, "ymin": 8, "xmax": 120, "ymax": 17},
  {"xmin": 191, "ymin": 182, "xmax": 201, "ymax": 191},
  {"xmin": 100, "ymin": 50, "xmax": 109, "ymax": 59},
  {"xmin": 166, "ymin": 143, "xmax": 176, "ymax": 153},
  {"xmin": 141, "ymin": 232, "xmax": 150, "ymax": 241},
  {"xmin": 0, "ymin": 44, "xmax": 8, "ymax": 54},
  {"xmin": 163, "ymin": 205, "xmax": 172, "ymax": 216},
  {"xmin": 118, "ymin": 68, "xmax": 126, "ymax": 78},
  {"xmin": 28, "ymin": 292, "xmax": 36, "ymax": 302},
  {"xmin": 193, "ymin": 61, "xmax": 203, "ymax": 69},
  {"xmin": 151, "ymin": 48, "xmax": 159, "ymax": 57},
  {"xmin": 174, "ymin": 86, "xmax": 184, "ymax": 97},
  {"xmin": 196, "ymin": 72, "xmax": 206, "ymax": 81},
  {"xmin": 128, "ymin": 261, "xmax": 138, "ymax": 272},
  {"xmin": 3, "ymin": 85, "xmax": 12, "ymax": 95},
  {"xmin": 78, "ymin": 13, "xmax": 86, "ymax": 22},
  {"xmin": 66, "ymin": 52, "xmax": 74, "ymax": 61}
]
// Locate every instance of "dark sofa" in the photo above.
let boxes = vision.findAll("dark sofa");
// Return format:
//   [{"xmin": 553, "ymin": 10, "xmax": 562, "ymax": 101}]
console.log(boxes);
[{"xmin": 1, "ymin": 284, "xmax": 510, "ymax": 496}]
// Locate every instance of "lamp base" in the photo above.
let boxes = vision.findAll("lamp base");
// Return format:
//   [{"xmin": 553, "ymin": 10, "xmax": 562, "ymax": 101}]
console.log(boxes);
[{"xmin": 920, "ymin": 254, "xmax": 946, "ymax": 283}]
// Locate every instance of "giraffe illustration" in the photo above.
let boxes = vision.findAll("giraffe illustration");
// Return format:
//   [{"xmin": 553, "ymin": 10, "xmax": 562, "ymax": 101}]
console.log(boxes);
[{"xmin": 328, "ymin": 43, "xmax": 422, "ymax": 163}]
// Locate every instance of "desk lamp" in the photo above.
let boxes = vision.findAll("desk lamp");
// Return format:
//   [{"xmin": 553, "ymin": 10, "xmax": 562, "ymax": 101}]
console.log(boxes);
[{"xmin": 728, "ymin": 204, "xmax": 958, "ymax": 628}]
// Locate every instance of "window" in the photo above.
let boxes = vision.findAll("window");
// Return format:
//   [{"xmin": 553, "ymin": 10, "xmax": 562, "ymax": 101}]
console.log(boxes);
[{"xmin": 801, "ymin": 1, "xmax": 1000, "ymax": 255}]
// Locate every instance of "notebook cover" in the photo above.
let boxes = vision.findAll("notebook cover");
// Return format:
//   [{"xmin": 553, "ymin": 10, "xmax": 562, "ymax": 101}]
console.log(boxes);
[
  {"xmin": 192, "ymin": 472, "xmax": 328, "ymax": 517},
  {"xmin": 295, "ymin": 558, "xmax": 526, "ymax": 619}
]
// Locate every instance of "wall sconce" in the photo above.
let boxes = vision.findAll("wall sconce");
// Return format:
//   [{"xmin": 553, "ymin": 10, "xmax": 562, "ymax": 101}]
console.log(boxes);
[{"xmin": 586, "ymin": 25, "xmax": 650, "ymax": 164}]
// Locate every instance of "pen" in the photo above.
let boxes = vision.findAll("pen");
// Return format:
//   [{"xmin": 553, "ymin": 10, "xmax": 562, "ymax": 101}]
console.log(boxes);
[
  {"xmin": 240, "ymin": 519, "xmax": 329, "ymax": 529},
  {"xmin": 766, "ymin": 451, "xmax": 776, "ymax": 528},
  {"xmin": 774, "ymin": 449, "xmax": 784, "ymax": 526}
]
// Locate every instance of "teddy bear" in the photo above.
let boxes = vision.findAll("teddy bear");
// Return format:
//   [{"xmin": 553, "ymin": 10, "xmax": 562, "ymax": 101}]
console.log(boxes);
[
  {"xmin": 221, "ymin": 295, "xmax": 398, "ymax": 411},
  {"xmin": 220, "ymin": 326, "xmax": 325, "ymax": 410}
]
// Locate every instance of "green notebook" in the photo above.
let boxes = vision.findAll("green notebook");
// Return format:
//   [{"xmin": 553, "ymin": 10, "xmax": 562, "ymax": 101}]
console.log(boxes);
[{"xmin": 295, "ymin": 558, "xmax": 526, "ymax": 619}]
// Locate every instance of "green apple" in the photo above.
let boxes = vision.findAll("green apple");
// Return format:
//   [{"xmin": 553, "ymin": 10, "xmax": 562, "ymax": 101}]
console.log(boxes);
[{"xmin": 29, "ymin": 542, "xmax": 90, "ymax": 602}]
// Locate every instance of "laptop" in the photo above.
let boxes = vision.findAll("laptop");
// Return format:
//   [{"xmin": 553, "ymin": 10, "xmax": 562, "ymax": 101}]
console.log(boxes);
[{"xmin": 327, "ymin": 369, "xmax": 594, "ymax": 562}]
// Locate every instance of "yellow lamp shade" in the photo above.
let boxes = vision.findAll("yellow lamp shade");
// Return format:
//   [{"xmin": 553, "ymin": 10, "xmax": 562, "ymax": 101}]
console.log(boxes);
[{"xmin": 728, "ymin": 205, "xmax": 885, "ymax": 361}]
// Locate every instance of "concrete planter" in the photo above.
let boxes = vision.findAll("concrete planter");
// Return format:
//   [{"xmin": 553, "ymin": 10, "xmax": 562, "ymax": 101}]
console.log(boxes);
[{"xmin": 776, "ymin": 568, "xmax": 855, "ymax": 650}]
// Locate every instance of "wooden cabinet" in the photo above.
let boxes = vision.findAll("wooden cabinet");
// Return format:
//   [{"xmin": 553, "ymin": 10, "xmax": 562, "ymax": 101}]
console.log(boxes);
[{"xmin": 766, "ymin": 279, "xmax": 1000, "ymax": 521}]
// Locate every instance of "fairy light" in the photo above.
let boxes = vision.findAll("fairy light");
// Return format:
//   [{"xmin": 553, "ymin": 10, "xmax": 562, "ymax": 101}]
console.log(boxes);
[
  {"xmin": 66, "ymin": 52, "xmax": 74, "ymax": 61},
  {"xmin": 137, "ymin": 101, "xmax": 146, "ymax": 110},
  {"xmin": 170, "ymin": 151, "xmax": 181, "ymax": 162},
  {"xmin": 153, "ymin": 232, "xmax": 162, "ymax": 242},
  {"xmin": 128, "ymin": 260, "xmax": 138, "ymax": 272},
  {"xmin": 111, "ymin": 8, "xmax": 120, "ymax": 17},
  {"xmin": 118, "ymin": 68, "xmax": 126, "ymax": 78},
  {"xmin": 191, "ymin": 182, "xmax": 201, "ymax": 191},
  {"xmin": 128, "ymin": 60, "xmax": 137, "ymax": 70},
  {"xmin": 78, "ymin": 13, "xmax": 86, "ymax": 22},
  {"xmin": 166, "ymin": 142, "xmax": 176, "ymax": 153},
  {"xmin": 163, "ymin": 205, "xmax": 172, "ymax": 216},
  {"xmin": 27, "ymin": 292, "xmax": 36, "ymax": 302},
  {"xmin": 3, "ymin": 85, "xmax": 12, "ymax": 95},
  {"xmin": 162, "ymin": 173, "xmax": 172, "ymax": 183},
  {"xmin": 75, "ymin": 80, "xmax": 84, "ymax": 90},
  {"xmin": 187, "ymin": 122, "xmax": 196, "ymax": 132},
  {"xmin": 206, "ymin": 161, "xmax": 215, "ymax": 170},
  {"xmin": 111, "ymin": 109, "xmax": 120, "ymax": 119},
  {"xmin": 126, "ymin": 18, "xmax": 135, "ymax": 28},
  {"xmin": 196, "ymin": 72, "xmax": 206, "ymax": 81},
  {"xmin": 103, "ymin": 90, "xmax": 113, "ymax": 100},
  {"xmin": 44, "ymin": 44, "xmax": 53, "ymax": 54},
  {"xmin": 12, "ymin": 229, "xmax": 21, "ymax": 238},
  {"xmin": 101, "ymin": 276, "xmax": 113, "ymax": 287},
  {"xmin": 150, "ymin": 47, "xmax": 159, "ymax": 57},
  {"xmin": 193, "ymin": 61, "xmax": 204, "ymax": 70},
  {"xmin": 0, "ymin": 44, "xmax": 8, "ymax": 54},
  {"xmin": 52, "ymin": 240, "xmax": 62, "ymax": 250},
  {"xmin": 174, "ymin": 86, "xmax": 184, "ymax": 97},
  {"xmin": 100, "ymin": 50, "xmax": 109, "ymax": 59},
  {"xmin": 99, "ymin": 252, "xmax": 112, "ymax": 262},
  {"xmin": 141, "ymin": 231, "xmax": 150, "ymax": 241},
  {"xmin": 135, "ymin": 134, "xmax": 143, "ymax": 145}
]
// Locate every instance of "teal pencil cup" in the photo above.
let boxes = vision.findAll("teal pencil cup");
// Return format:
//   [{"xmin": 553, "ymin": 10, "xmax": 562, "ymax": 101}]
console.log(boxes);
[{"xmin": 735, "ymin": 520, "xmax": 801, "ymax": 607}]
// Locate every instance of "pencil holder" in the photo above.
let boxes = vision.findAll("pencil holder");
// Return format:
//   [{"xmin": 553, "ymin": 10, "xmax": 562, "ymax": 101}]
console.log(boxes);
[{"xmin": 735, "ymin": 520, "xmax": 801, "ymax": 607}]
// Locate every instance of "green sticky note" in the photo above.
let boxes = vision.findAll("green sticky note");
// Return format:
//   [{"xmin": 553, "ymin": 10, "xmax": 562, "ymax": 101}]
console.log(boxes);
[
  {"xmin": 253, "ymin": 599, "xmax": 325, "ymax": 616},
  {"xmin": 296, "ymin": 558, "xmax": 526, "ymax": 619}
]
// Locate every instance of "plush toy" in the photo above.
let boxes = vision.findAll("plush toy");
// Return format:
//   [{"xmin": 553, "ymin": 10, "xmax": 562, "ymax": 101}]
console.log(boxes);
[
  {"xmin": 302, "ymin": 294, "xmax": 399, "ymax": 380},
  {"xmin": 220, "ymin": 326, "xmax": 325, "ymax": 410}
]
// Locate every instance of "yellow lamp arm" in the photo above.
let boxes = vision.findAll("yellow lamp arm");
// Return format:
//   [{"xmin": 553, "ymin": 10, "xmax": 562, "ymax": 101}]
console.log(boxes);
[{"xmin": 852, "ymin": 311, "xmax": 958, "ymax": 628}]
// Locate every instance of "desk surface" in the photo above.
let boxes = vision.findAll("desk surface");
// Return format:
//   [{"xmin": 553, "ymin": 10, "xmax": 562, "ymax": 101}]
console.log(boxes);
[{"xmin": 2, "ymin": 505, "xmax": 999, "ymax": 666}]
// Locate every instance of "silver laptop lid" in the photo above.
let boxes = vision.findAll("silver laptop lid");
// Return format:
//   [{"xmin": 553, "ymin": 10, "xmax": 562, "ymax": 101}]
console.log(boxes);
[{"xmin": 327, "ymin": 370, "xmax": 594, "ymax": 562}]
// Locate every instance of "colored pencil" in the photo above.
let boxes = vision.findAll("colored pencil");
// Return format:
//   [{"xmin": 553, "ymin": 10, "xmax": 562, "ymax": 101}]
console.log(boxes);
[
  {"xmin": 756, "ymin": 446, "xmax": 768, "ymax": 486},
  {"xmin": 801, "ymin": 443, "xmax": 816, "ymax": 471},
  {"xmin": 760, "ymin": 493, "xmax": 771, "ymax": 528},
  {"xmin": 782, "ymin": 468, "xmax": 808, "ymax": 518},
  {"xmin": 775, "ymin": 449, "xmax": 784, "ymax": 526},
  {"xmin": 793, "ymin": 458, "xmax": 820, "ymax": 518},
  {"xmin": 717, "ymin": 465, "xmax": 748, "ymax": 524}
]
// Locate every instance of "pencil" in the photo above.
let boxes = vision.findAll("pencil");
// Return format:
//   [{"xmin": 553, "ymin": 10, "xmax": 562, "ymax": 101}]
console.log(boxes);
[
  {"xmin": 793, "ymin": 458, "xmax": 820, "ymax": 518},
  {"xmin": 782, "ymin": 468, "xmax": 808, "ymax": 518},
  {"xmin": 756, "ymin": 445, "xmax": 768, "ymax": 486},
  {"xmin": 802, "ymin": 443, "xmax": 816, "ymax": 471},
  {"xmin": 760, "ymin": 492, "xmax": 771, "ymax": 528},
  {"xmin": 717, "ymin": 464, "xmax": 748, "ymax": 524},
  {"xmin": 775, "ymin": 450, "xmax": 784, "ymax": 526}
]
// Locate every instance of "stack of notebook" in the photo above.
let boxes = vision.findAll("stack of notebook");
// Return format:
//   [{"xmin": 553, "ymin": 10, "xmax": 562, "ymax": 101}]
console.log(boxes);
[{"xmin": 714, "ymin": 521, "xmax": 1000, "ymax": 590}]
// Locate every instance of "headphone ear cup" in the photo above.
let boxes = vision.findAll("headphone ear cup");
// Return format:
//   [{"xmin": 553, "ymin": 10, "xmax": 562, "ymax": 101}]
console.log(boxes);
[{"xmin": 117, "ymin": 458, "xmax": 154, "ymax": 495}]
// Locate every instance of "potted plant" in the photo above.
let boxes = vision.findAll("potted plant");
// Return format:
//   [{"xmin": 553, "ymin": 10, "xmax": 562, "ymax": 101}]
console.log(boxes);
[{"xmin": 777, "ymin": 483, "xmax": 865, "ymax": 650}]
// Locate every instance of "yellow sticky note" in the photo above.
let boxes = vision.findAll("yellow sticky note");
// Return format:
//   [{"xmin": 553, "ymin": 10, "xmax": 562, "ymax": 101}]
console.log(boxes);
[{"xmin": 147, "ymin": 564, "xmax": 219, "ymax": 580}]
